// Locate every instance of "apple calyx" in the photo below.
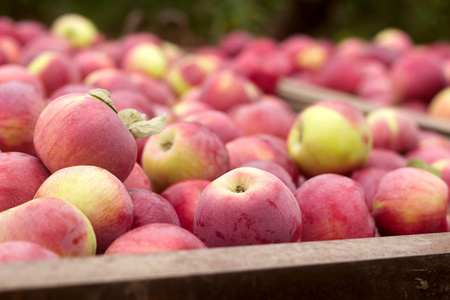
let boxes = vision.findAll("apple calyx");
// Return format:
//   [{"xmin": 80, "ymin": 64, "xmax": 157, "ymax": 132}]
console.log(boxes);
[
  {"xmin": 89, "ymin": 89, "xmax": 118, "ymax": 113},
  {"xmin": 118, "ymin": 109, "xmax": 167, "ymax": 138},
  {"xmin": 235, "ymin": 184, "xmax": 246, "ymax": 193},
  {"xmin": 406, "ymin": 158, "xmax": 441, "ymax": 178}
]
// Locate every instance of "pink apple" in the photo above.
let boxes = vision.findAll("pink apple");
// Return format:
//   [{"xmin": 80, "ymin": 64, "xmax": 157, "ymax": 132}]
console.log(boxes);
[
  {"xmin": 0, "ymin": 152, "xmax": 51, "ymax": 212},
  {"xmin": 123, "ymin": 162, "xmax": 152, "ymax": 191},
  {"xmin": 0, "ymin": 197, "xmax": 97, "ymax": 257},
  {"xmin": 0, "ymin": 81, "xmax": 47, "ymax": 155},
  {"xmin": 110, "ymin": 89, "xmax": 155, "ymax": 119},
  {"xmin": 0, "ymin": 64, "xmax": 44, "ymax": 94},
  {"xmin": 241, "ymin": 161, "xmax": 297, "ymax": 193},
  {"xmin": 74, "ymin": 50, "xmax": 116, "ymax": 79},
  {"xmin": 141, "ymin": 122, "xmax": 230, "ymax": 193},
  {"xmin": 105, "ymin": 223, "xmax": 207, "ymax": 255},
  {"xmin": 129, "ymin": 72, "xmax": 176, "ymax": 106},
  {"xmin": 0, "ymin": 241, "xmax": 60, "ymax": 263},
  {"xmin": 13, "ymin": 20, "xmax": 47, "ymax": 45},
  {"xmin": 350, "ymin": 167, "xmax": 391, "ymax": 212},
  {"xmin": 219, "ymin": 30, "xmax": 254, "ymax": 57},
  {"xmin": 193, "ymin": 167, "xmax": 302, "ymax": 247},
  {"xmin": 34, "ymin": 165, "xmax": 134, "ymax": 253},
  {"xmin": 128, "ymin": 188, "xmax": 180, "ymax": 229},
  {"xmin": 295, "ymin": 174, "xmax": 376, "ymax": 241},
  {"xmin": 365, "ymin": 148, "xmax": 407, "ymax": 170},
  {"xmin": 84, "ymin": 68, "xmax": 137, "ymax": 92},
  {"xmin": 373, "ymin": 167, "xmax": 448, "ymax": 235},
  {"xmin": 161, "ymin": 179, "xmax": 211, "ymax": 233}
]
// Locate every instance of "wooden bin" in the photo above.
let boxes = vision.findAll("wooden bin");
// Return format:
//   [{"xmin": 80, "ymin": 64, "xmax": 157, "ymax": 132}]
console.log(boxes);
[{"xmin": 2, "ymin": 79, "xmax": 450, "ymax": 300}]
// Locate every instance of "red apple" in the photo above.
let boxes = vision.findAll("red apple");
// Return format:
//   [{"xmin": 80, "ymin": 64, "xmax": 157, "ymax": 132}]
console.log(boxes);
[
  {"xmin": 105, "ymin": 223, "xmax": 207, "ymax": 255},
  {"xmin": 241, "ymin": 161, "xmax": 297, "ymax": 193},
  {"xmin": 161, "ymin": 179, "xmax": 211, "ymax": 233},
  {"xmin": 350, "ymin": 167, "xmax": 391, "ymax": 212},
  {"xmin": 74, "ymin": 50, "xmax": 116, "ymax": 79},
  {"xmin": 123, "ymin": 163, "xmax": 152, "ymax": 191},
  {"xmin": 193, "ymin": 167, "xmax": 302, "ymax": 247},
  {"xmin": 0, "ymin": 241, "xmax": 60, "ymax": 263},
  {"xmin": 0, "ymin": 64, "xmax": 44, "ymax": 94},
  {"xmin": 365, "ymin": 148, "xmax": 407, "ymax": 170}
]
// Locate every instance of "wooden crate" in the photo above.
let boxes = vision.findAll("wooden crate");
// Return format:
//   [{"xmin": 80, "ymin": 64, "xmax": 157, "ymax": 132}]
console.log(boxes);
[{"xmin": 3, "ymin": 78, "xmax": 450, "ymax": 300}]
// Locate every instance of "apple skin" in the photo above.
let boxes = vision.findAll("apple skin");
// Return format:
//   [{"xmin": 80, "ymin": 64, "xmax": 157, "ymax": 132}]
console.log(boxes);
[
  {"xmin": 372, "ymin": 28, "xmax": 413, "ymax": 55},
  {"xmin": 128, "ymin": 188, "xmax": 180, "ymax": 229},
  {"xmin": 196, "ymin": 69, "xmax": 258, "ymax": 112},
  {"xmin": 34, "ymin": 165, "xmax": 133, "ymax": 254},
  {"xmin": 161, "ymin": 179, "xmax": 211, "ymax": 233},
  {"xmin": 123, "ymin": 163, "xmax": 152, "ymax": 191},
  {"xmin": 129, "ymin": 72, "xmax": 176, "ymax": 106},
  {"xmin": 320, "ymin": 57, "xmax": 363, "ymax": 93},
  {"xmin": 350, "ymin": 167, "xmax": 391, "ymax": 212},
  {"xmin": 49, "ymin": 83, "xmax": 94, "ymax": 101},
  {"xmin": 365, "ymin": 148, "xmax": 407, "ymax": 170},
  {"xmin": 287, "ymin": 100, "xmax": 372, "ymax": 178},
  {"xmin": 0, "ymin": 152, "xmax": 51, "ymax": 212},
  {"xmin": 172, "ymin": 99, "xmax": 214, "ymax": 119},
  {"xmin": 390, "ymin": 52, "xmax": 446, "ymax": 103},
  {"xmin": 74, "ymin": 50, "xmax": 116, "ymax": 79},
  {"xmin": 110, "ymin": 89, "xmax": 155, "ymax": 119},
  {"xmin": 219, "ymin": 30, "xmax": 254, "ymax": 58},
  {"xmin": 428, "ymin": 87, "xmax": 450, "ymax": 120},
  {"xmin": 0, "ymin": 81, "xmax": 47, "ymax": 155},
  {"xmin": 27, "ymin": 51, "xmax": 81, "ymax": 96},
  {"xmin": 84, "ymin": 68, "xmax": 137, "ymax": 92},
  {"xmin": 405, "ymin": 146, "xmax": 450, "ymax": 165},
  {"xmin": 229, "ymin": 98, "xmax": 296, "ymax": 139},
  {"xmin": 182, "ymin": 110, "xmax": 244, "ymax": 144},
  {"xmin": 105, "ymin": 223, "xmax": 207, "ymax": 255},
  {"xmin": 141, "ymin": 122, "xmax": 230, "ymax": 193},
  {"xmin": 366, "ymin": 108, "xmax": 419, "ymax": 153},
  {"xmin": 417, "ymin": 130, "xmax": 450, "ymax": 150},
  {"xmin": 0, "ymin": 197, "xmax": 97, "ymax": 257},
  {"xmin": 373, "ymin": 167, "xmax": 449, "ymax": 236},
  {"xmin": 0, "ymin": 64, "xmax": 44, "ymax": 96},
  {"xmin": 430, "ymin": 158, "xmax": 450, "ymax": 190},
  {"xmin": 33, "ymin": 91, "xmax": 137, "ymax": 182},
  {"xmin": 51, "ymin": 13, "xmax": 99, "ymax": 49},
  {"xmin": 0, "ymin": 241, "xmax": 60, "ymax": 263},
  {"xmin": 120, "ymin": 42, "xmax": 168, "ymax": 79},
  {"xmin": 19, "ymin": 34, "xmax": 72, "ymax": 66},
  {"xmin": 241, "ymin": 161, "xmax": 297, "ymax": 194},
  {"xmin": 0, "ymin": 36, "xmax": 21, "ymax": 65},
  {"xmin": 295, "ymin": 174, "xmax": 376, "ymax": 241},
  {"xmin": 193, "ymin": 167, "xmax": 302, "ymax": 248},
  {"xmin": 226, "ymin": 134, "xmax": 299, "ymax": 183},
  {"xmin": 13, "ymin": 20, "xmax": 47, "ymax": 45}
]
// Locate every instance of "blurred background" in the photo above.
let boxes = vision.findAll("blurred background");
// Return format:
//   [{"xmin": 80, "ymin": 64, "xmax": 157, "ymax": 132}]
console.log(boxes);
[{"xmin": 2, "ymin": 0, "xmax": 450, "ymax": 46}]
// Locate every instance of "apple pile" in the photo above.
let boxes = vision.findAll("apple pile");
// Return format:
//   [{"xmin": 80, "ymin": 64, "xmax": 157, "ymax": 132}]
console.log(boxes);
[{"xmin": 1, "ymin": 13, "xmax": 450, "ymax": 263}]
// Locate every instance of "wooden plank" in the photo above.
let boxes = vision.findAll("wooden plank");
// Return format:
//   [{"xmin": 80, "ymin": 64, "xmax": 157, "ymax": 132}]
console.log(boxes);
[
  {"xmin": 277, "ymin": 77, "xmax": 450, "ymax": 137},
  {"xmin": 2, "ymin": 233, "xmax": 450, "ymax": 299}
]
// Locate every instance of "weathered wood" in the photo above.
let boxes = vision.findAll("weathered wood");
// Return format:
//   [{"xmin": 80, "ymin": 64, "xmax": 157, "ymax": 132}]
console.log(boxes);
[
  {"xmin": 2, "ymin": 233, "xmax": 450, "ymax": 299},
  {"xmin": 277, "ymin": 77, "xmax": 450, "ymax": 137}
]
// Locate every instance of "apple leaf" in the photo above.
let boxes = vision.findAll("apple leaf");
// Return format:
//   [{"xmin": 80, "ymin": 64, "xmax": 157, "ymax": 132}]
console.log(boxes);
[
  {"xmin": 118, "ymin": 108, "xmax": 167, "ymax": 138},
  {"xmin": 88, "ymin": 89, "xmax": 118, "ymax": 113},
  {"xmin": 406, "ymin": 158, "xmax": 442, "ymax": 178}
]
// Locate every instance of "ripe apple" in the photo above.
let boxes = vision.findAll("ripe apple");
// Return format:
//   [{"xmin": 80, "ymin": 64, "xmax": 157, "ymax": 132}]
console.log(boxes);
[
  {"xmin": 287, "ymin": 100, "xmax": 372, "ymax": 178},
  {"xmin": 51, "ymin": 13, "xmax": 99, "ymax": 49},
  {"xmin": 120, "ymin": 42, "xmax": 168, "ymax": 79},
  {"xmin": 0, "ymin": 241, "xmax": 60, "ymax": 263},
  {"xmin": 0, "ymin": 64, "xmax": 44, "ymax": 94},
  {"xmin": 141, "ymin": 122, "xmax": 230, "ymax": 193},
  {"xmin": 193, "ymin": 167, "xmax": 302, "ymax": 247},
  {"xmin": 373, "ymin": 167, "xmax": 448, "ymax": 236},
  {"xmin": 74, "ymin": 50, "xmax": 116, "ymax": 79},
  {"xmin": 428, "ymin": 87, "xmax": 450, "ymax": 119},
  {"xmin": 295, "ymin": 174, "xmax": 376, "ymax": 241},
  {"xmin": 128, "ymin": 188, "xmax": 180, "ymax": 229},
  {"xmin": 13, "ymin": 20, "xmax": 47, "ymax": 45},
  {"xmin": 365, "ymin": 148, "xmax": 407, "ymax": 170},
  {"xmin": 161, "ymin": 179, "xmax": 211, "ymax": 233},
  {"xmin": 350, "ymin": 167, "xmax": 391, "ymax": 212},
  {"xmin": 123, "ymin": 162, "xmax": 152, "ymax": 191},
  {"xmin": 34, "ymin": 165, "xmax": 134, "ymax": 254},
  {"xmin": 366, "ymin": 107, "xmax": 419, "ymax": 153},
  {"xmin": 84, "ymin": 68, "xmax": 137, "ymax": 92},
  {"xmin": 0, "ymin": 197, "xmax": 97, "ymax": 257},
  {"xmin": 219, "ymin": 30, "xmax": 254, "ymax": 58},
  {"xmin": 241, "ymin": 161, "xmax": 297, "ymax": 194},
  {"xmin": 105, "ymin": 223, "xmax": 207, "ymax": 255},
  {"xmin": 0, "ymin": 152, "xmax": 50, "ymax": 212},
  {"xmin": 0, "ymin": 81, "xmax": 47, "ymax": 155}
]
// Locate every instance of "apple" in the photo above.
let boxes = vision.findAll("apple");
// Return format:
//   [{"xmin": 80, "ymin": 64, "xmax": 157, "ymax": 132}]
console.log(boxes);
[
  {"xmin": 241, "ymin": 161, "xmax": 297, "ymax": 193},
  {"xmin": 0, "ymin": 152, "xmax": 51, "ymax": 212},
  {"xmin": 84, "ymin": 68, "xmax": 137, "ymax": 92},
  {"xmin": 123, "ymin": 163, "xmax": 152, "ymax": 191},
  {"xmin": 19, "ymin": 34, "xmax": 72, "ymax": 66},
  {"xmin": 365, "ymin": 148, "xmax": 407, "ymax": 170},
  {"xmin": 51, "ymin": 13, "xmax": 99, "ymax": 49},
  {"xmin": 171, "ymin": 99, "xmax": 214, "ymax": 118},
  {"xmin": 0, "ymin": 241, "xmax": 59, "ymax": 263},
  {"xmin": 128, "ymin": 188, "xmax": 179, "ymax": 229},
  {"xmin": 287, "ymin": 100, "xmax": 372, "ymax": 178},
  {"xmin": 417, "ymin": 129, "xmax": 450, "ymax": 150},
  {"xmin": 141, "ymin": 121, "xmax": 230, "ymax": 193},
  {"xmin": 319, "ymin": 57, "xmax": 363, "ymax": 93},
  {"xmin": 0, "ymin": 197, "xmax": 97, "ymax": 257},
  {"xmin": 405, "ymin": 146, "xmax": 450, "ymax": 164},
  {"xmin": 117, "ymin": 32, "xmax": 162, "ymax": 60},
  {"xmin": 196, "ymin": 69, "xmax": 259, "ymax": 112},
  {"xmin": 350, "ymin": 167, "xmax": 391, "ymax": 212},
  {"xmin": 372, "ymin": 28, "xmax": 413, "ymax": 56},
  {"xmin": 129, "ymin": 72, "xmax": 176, "ymax": 106},
  {"xmin": 0, "ymin": 81, "xmax": 47, "ymax": 155},
  {"xmin": 34, "ymin": 165, "xmax": 134, "ymax": 253},
  {"xmin": 373, "ymin": 167, "xmax": 448, "ymax": 235},
  {"xmin": 193, "ymin": 167, "xmax": 301, "ymax": 247},
  {"xmin": 428, "ymin": 87, "xmax": 450, "ymax": 119},
  {"xmin": 74, "ymin": 50, "xmax": 116, "ymax": 79},
  {"xmin": 105, "ymin": 223, "xmax": 206, "ymax": 255},
  {"xmin": 48, "ymin": 83, "xmax": 94, "ymax": 101},
  {"xmin": 226, "ymin": 134, "xmax": 300, "ymax": 182},
  {"xmin": 0, "ymin": 64, "xmax": 44, "ymax": 94},
  {"xmin": 34, "ymin": 89, "xmax": 137, "ymax": 182},
  {"xmin": 219, "ymin": 30, "xmax": 254, "ymax": 58},
  {"xmin": 110, "ymin": 89, "xmax": 155, "ymax": 119},
  {"xmin": 295, "ymin": 174, "xmax": 376, "ymax": 241},
  {"xmin": 366, "ymin": 107, "xmax": 420, "ymax": 153},
  {"xmin": 431, "ymin": 158, "xmax": 450, "ymax": 190},
  {"xmin": 390, "ymin": 51, "xmax": 446, "ymax": 103},
  {"xmin": 120, "ymin": 42, "xmax": 168, "ymax": 79},
  {"xmin": 182, "ymin": 110, "xmax": 244, "ymax": 144},
  {"xmin": 27, "ymin": 51, "xmax": 81, "ymax": 96},
  {"xmin": 161, "ymin": 179, "xmax": 211, "ymax": 233},
  {"xmin": 13, "ymin": 20, "xmax": 47, "ymax": 45},
  {"xmin": 0, "ymin": 36, "xmax": 21, "ymax": 64}
]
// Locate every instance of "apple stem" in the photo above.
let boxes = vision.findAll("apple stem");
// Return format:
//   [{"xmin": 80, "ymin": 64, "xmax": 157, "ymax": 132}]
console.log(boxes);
[{"xmin": 118, "ymin": 109, "xmax": 167, "ymax": 138}]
